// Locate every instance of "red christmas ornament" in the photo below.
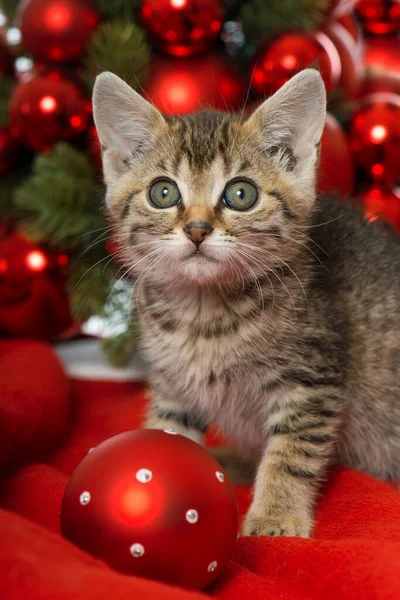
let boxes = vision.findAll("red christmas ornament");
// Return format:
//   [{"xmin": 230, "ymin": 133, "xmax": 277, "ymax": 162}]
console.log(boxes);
[
  {"xmin": 140, "ymin": 0, "xmax": 223, "ymax": 57},
  {"xmin": 0, "ymin": 127, "xmax": 26, "ymax": 173},
  {"xmin": 61, "ymin": 429, "xmax": 238, "ymax": 590},
  {"xmin": 358, "ymin": 185, "xmax": 400, "ymax": 232},
  {"xmin": 354, "ymin": 0, "xmax": 400, "ymax": 35},
  {"xmin": 324, "ymin": 21, "xmax": 364, "ymax": 98},
  {"xmin": 145, "ymin": 52, "xmax": 245, "ymax": 114},
  {"xmin": 337, "ymin": 13, "xmax": 363, "ymax": 43},
  {"xmin": 318, "ymin": 112, "xmax": 355, "ymax": 196},
  {"xmin": 349, "ymin": 92, "xmax": 400, "ymax": 186},
  {"xmin": 9, "ymin": 68, "xmax": 91, "ymax": 152},
  {"xmin": 364, "ymin": 36, "xmax": 400, "ymax": 77},
  {"xmin": 17, "ymin": 0, "xmax": 100, "ymax": 64},
  {"xmin": 0, "ymin": 228, "xmax": 72, "ymax": 339},
  {"xmin": 324, "ymin": 0, "xmax": 357, "ymax": 18},
  {"xmin": 250, "ymin": 32, "xmax": 341, "ymax": 97}
]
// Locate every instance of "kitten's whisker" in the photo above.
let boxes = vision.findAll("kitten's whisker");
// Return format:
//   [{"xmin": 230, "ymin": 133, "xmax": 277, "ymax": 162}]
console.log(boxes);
[
  {"xmin": 76, "ymin": 225, "xmax": 113, "ymax": 240},
  {"xmin": 69, "ymin": 254, "xmax": 115, "ymax": 296}
]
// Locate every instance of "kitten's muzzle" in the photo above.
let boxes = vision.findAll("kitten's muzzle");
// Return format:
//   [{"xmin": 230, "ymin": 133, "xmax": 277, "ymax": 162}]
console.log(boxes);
[{"xmin": 183, "ymin": 220, "xmax": 213, "ymax": 249}]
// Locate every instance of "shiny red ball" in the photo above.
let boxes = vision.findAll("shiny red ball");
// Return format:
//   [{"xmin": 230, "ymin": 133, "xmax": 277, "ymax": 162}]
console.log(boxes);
[
  {"xmin": 250, "ymin": 32, "xmax": 341, "ymax": 97},
  {"xmin": 9, "ymin": 69, "xmax": 91, "ymax": 152},
  {"xmin": 318, "ymin": 113, "xmax": 355, "ymax": 196},
  {"xmin": 140, "ymin": 0, "xmax": 223, "ymax": 57},
  {"xmin": 358, "ymin": 186, "xmax": 400, "ymax": 233},
  {"xmin": 17, "ymin": 0, "xmax": 100, "ymax": 64},
  {"xmin": 0, "ymin": 228, "xmax": 72, "ymax": 339},
  {"xmin": 349, "ymin": 93, "xmax": 400, "ymax": 186},
  {"xmin": 354, "ymin": 0, "xmax": 400, "ymax": 35},
  {"xmin": 61, "ymin": 429, "xmax": 238, "ymax": 590},
  {"xmin": 364, "ymin": 36, "xmax": 400, "ymax": 78},
  {"xmin": 145, "ymin": 52, "xmax": 245, "ymax": 114}
]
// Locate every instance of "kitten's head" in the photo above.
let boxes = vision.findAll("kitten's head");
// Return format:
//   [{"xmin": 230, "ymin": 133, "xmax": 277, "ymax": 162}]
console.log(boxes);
[{"xmin": 93, "ymin": 69, "xmax": 326, "ymax": 291}]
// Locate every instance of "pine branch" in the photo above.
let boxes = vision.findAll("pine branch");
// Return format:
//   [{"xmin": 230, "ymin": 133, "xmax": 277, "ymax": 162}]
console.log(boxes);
[
  {"xmin": 240, "ymin": 0, "xmax": 330, "ymax": 46},
  {"xmin": 85, "ymin": 20, "xmax": 150, "ymax": 90},
  {"xmin": 0, "ymin": 0, "xmax": 19, "ymax": 21},
  {"xmin": 13, "ymin": 143, "xmax": 105, "ymax": 250},
  {"xmin": 0, "ymin": 76, "xmax": 13, "ymax": 126},
  {"xmin": 94, "ymin": 0, "xmax": 142, "ymax": 21}
]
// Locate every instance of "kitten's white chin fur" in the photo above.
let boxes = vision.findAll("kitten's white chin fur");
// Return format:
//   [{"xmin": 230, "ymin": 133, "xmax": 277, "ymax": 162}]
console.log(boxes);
[{"xmin": 181, "ymin": 254, "xmax": 220, "ymax": 283}]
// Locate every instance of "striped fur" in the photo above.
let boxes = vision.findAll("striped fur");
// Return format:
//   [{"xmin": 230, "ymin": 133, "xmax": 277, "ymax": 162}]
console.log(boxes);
[{"xmin": 93, "ymin": 70, "xmax": 400, "ymax": 538}]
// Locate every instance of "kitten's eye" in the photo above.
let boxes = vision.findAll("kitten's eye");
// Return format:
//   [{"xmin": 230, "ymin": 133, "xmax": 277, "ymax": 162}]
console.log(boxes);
[
  {"xmin": 222, "ymin": 180, "xmax": 258, "ymax": 211},
  {"xmin": 149, "ymin": 179, "xmax": 181, "ymax": 209}
]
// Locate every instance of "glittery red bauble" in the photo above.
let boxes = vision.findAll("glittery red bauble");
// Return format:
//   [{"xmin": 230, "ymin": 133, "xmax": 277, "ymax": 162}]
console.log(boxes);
[
  {"xmin": 17, "ymin": 0, "xmax": 100, "ymax": 64},
  {"xmin": 61, "ymin": 429, "xmax": 238, "ymax": 590},
  {"xmin": 349, "ymin": 93, "xmax": 400, "ymax": 186},
  {"xmin": 354, "ymin": 0, "xmax": 400, "ymax": 35},
  {"xmin": 324, "ymin": 21, "xmax": 364, "ymax": 98},
  {"xmin": 145, "ymin": 52, "xmax": 245, "ymax": 114},
  {"xmin": 318, "ymin": 113, "xmax": 355, "ymax": 196},
  {"xmin": 358, "ymin": 186, "xmax": 400, "ymax": 232},
  {"xmin": 0, "ymin": 228, "xmax": 72, "ymax": 339},
  {"xmin": 250, "ymin": 32, "xmax": 341, "ymax": 97},
  {"xmin": 9, "ymin": 68, "xmax": 91, "ymax": 152},
  {"xmin": 141, "ymin": 0, "xmax": 223, "ymax": 57},
  {"xmin": 0, "ymin": 127, "xmax": 25, "ymax": 173}
]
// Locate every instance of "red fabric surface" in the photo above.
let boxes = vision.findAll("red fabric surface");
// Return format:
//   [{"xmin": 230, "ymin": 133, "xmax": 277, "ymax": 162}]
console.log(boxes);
[{"xmin": 1, "ymin": 340, "xmax": 400, "ymax": 599}]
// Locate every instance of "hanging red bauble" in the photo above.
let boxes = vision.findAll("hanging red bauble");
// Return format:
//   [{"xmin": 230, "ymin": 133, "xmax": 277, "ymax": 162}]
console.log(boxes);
[
  {"xmin": 318, "ymin": 113, "xmax": 355, "ymax": 196},
  {"xmin": 140, "ymin": 0, "xmax": 223, "ymax": 57},
  {"xmin": 358, "ymin": 186, "xmax": 400, "ymax": 232},
  {"xmin": 324, "ymin": 21, "xmax": 364, "ymax": 98},
  {"xmin": 0, "ymin": 228, "xmax": 72, "ymax": 339},
  {"xmin": 354, "ymin": 0, "xmax": 400, "ymax": 35},
  {"xmin": 145, "ymin": 52, "xmax": 245, "ymax": 114},
  {"xmin": 364, "ymin": 36, "xmax": 400, "ymax": 77},
  {"xmin": 9, "ymin": 68, "xmax": 91, "ymax": 152},
  {"xmin": 349, "ymin": 92, "xmax": 400, "ymax": 186},
  {"xmin": 61, "ymin": 429, "xmax": 238, "ymax": 590},
  {"xmin": 0, "ymin": 127, "xmax": 25, "ymax": 173},
  {"xmin": 17, "ymin": 0, "xmax": 100, "ymax": 64},
  {"xmin": 250, "ymin": 32, "xmax": 341, "ymax": 97}
]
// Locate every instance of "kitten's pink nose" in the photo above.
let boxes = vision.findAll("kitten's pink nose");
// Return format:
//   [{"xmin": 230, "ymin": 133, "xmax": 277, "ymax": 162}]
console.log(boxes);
[{"xmin": 183, "ymin": 221, "xmax": 213, "ymax": 248}]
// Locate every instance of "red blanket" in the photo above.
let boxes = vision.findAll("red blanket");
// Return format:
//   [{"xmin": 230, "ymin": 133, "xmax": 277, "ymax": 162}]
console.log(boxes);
[{"xmin": 1, "ymin": 340, "xmax": 400, "ymax": 600}]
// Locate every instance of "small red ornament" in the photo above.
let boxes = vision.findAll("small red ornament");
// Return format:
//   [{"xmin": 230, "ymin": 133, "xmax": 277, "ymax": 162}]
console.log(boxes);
[
  {"xmin": 318, "ymin": 113, "xmax": 355, "ymax": 196},
  {"xmin": 0, "ymin": 228, "xmax": 72, "ymax": 339},
  {"xmin": 9, "ymin": 68, "xmax": 91, "ymax": 152},
  {"xmin": 145, "ymin": 52, "xmax": 245, "ymax": 114},
  {"xmin": 337, "ymin": 13, "xmax": 363, "ymax": 44},
  {"xmin": 354, "ymin": 0, "xmax": 400, "ymax": 35},
  {"xmin": 17, "ymin": 0, "xmax": 100, "ymax": 64},
  {"xmin": 0, "ymin": 127, "xmax": 26, "ymax": 173},
  {"xmin": 61, "ymin": 429, "xmax": 238, "ymax": 590},
  {"xmin": 358, "ymin": 185, "xmax": 400, "ymax": 232},
  {"xmin": 250, "ymin": 32, "xmax": 341, "ymax": 97},
  {"xmin": 349, "ymin": 92, "xmax": 400, "ymax": 186},
  {"xmin": 140, "ymin": 0, "xmax": 223, "ymax": 57},
  {"xmin": 324, "ymin": 21, "xmax": 364, "ymax": 98}
]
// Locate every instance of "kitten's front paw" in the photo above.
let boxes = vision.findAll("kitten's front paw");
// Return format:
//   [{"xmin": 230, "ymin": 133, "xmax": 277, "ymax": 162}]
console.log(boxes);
[{"xmin": 242, "ymin": 512, "xmax": 312, "ymax": 538}]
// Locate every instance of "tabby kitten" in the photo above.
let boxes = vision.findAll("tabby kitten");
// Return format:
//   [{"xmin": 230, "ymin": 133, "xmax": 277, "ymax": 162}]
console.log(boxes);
[{"xmin": 93, "ymin": 69, "xmax": 400, "ymax": 538}]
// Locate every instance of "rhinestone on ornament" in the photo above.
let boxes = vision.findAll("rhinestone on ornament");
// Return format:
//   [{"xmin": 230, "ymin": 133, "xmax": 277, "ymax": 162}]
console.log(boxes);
[
  {"xmin": 164, "ymin": 428, "xmax": 177, "ymax": 435},
  {"xmin": 136, "ymin": 468, "xmax": 152, "ymax": 483},
  {"xmin": 185, "ymin": 509, "xmax": 199, "ymax": 524},
  {"xmin": 215, "ymin": 471, "xmax": 225, "ymax": 483},
  {"xmin": 79, "ymin": 491, "xmax": 91, "ymax": 505},
  {"xmin": 208, "ymin": 560, "xmax": 218, "ymax": 572},
  {"xmin": 130, "ymin": 543, "xmax": 145, "ymax": 558}
]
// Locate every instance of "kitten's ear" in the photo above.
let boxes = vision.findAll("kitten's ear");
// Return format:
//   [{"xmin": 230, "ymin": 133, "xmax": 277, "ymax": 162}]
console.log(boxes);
[
  {"xmin": 245, "ymin": 69, "xmax": 326, "ymax": 184},
  {"xmin": 92, "ymin": 72, "xmax": 165, "ymax": 184}
]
